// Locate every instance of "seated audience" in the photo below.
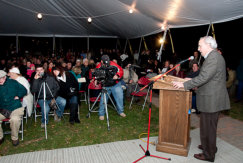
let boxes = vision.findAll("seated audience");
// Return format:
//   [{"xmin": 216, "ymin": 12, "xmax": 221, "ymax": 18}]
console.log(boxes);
[
  {"xmin": 53, "ymin": 66, "xmax": 80, "ymax": 125},
  {"xmin": 8, "ymin": 67, "xmax": 33, "ymax": 117},
  {"xmin": 159, "ymin": 60, "xmax": 170, "ymax": 74},
  {"xmin": 172, "ymin": 65, "xmax": 185, "ymax": 78},
  {"xmin": 0, "ymin": 70, "xmax": 27, "ymax": 146},
  {"xmin": 226, "ymin": 66, "xmax": 236, "ymax": 97},
  {"xmin": 122, "ymin": 60, "xmax": 138, "ymax": 97},
  {"xmin": 31, "ymin": 64, "xmax": 66, "ymax": 128},
  {"xmin": 189, "ymin": 51, "xmax": 200, "ymax": 69},
  {"xmin": 67, "ymin": 61, "xmax": 73, "ymax": 71},
  {"xmin": 186, "ymin": 63, "xmax": 200, "ymax": 113},
  {"xmin": 70, "ymin": 66, "xmax": 82, "ymax": 90}
]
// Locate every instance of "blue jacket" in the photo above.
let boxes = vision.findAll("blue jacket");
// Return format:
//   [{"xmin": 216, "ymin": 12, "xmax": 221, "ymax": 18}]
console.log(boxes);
[
  {"xmin": 0, "ymin": 78, "xmax": 27, "ymax": 111},
  {"xmin": 70, "ymin": 71, "xmax": 82, "ymax": 90}
]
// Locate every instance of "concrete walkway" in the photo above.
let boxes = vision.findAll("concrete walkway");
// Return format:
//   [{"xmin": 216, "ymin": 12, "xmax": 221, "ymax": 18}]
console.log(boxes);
[{"xmin": 0, "ymin": 128, "xmax": 242, "ymax": 163}]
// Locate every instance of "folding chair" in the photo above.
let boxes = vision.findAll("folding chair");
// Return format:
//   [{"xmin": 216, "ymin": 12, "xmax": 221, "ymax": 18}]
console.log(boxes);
[
  {"xmin": 87, "ymin": 81, "xmax": 102, "ymax": 116},
  {"xmin": 20, "ymin": 98, "xmax": 28, "ymax": 124},
  {"xmin": 3, "ymin": 116, "xmax": 24, "ymax": 141},
  {"xmin": 79, "ymin": 90, "xmax": 87, "ymax": 104},
  {"xmin": 129, "ymin": 76, "xmax": 151, "ymax": 111}
]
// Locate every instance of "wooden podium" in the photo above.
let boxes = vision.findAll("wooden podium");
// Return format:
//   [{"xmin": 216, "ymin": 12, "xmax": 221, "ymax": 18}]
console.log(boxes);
[{"xmin": 150, "ymin": 75, "xmax": 191, "ymax": 156}]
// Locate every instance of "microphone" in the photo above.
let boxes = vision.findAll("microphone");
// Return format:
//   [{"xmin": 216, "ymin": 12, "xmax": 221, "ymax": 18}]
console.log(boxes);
[{"xmin": 178, "ymin": 56, "xmax": 194, "ymax": 64}]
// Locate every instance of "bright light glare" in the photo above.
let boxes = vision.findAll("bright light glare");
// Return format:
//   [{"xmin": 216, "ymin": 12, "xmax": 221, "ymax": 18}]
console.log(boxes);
[
  {"xmin": 87, "ymin": 17, "xmax": 92, "ymax": 23},
  {"xmin": 37, "ymin": 13, "xmax": 43, "ymax": 20},
  {"xmin": 161, "ymin": 25, "xmax": 165, "ymax": 30},
  {"xmin": 129, "ymin": 9, "xmax": 133, "ymax": 14},
  {"xmin": 159, "ymin": 38, "xmax": 164, "ymax": 44}
]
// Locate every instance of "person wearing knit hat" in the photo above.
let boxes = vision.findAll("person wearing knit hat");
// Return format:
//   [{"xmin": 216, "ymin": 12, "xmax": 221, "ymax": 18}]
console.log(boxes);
[
  {"xmin": 0, "ymin": 70, "xmax": 7, "ymax": 79},
  {"xmin": 0, "ymin": 70, "xmax": 27, "ymax": 146},
  {"xmin": 101, "ymin": 55, "xmax": 110, "ymax": 65},
  {"xmin": 9, "ymin": 67, "xmax": 20, "ymax": 74}
]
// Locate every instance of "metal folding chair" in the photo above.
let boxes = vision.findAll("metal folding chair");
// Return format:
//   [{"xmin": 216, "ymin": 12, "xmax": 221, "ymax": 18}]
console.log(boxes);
[
  {"xmin": 129, "ymin": 76, "xmax": 151, "ymax": 111},
  {"xmin": 79, "ymin": 90, "xmax": 87, "ymax": 104},
  {"xmin": 87, "ymin": 81, "xmax": 102, "ymax": 115},
  {"xmin": 3, "ymin": 116, "xmax": 24, "ymax": 141}
]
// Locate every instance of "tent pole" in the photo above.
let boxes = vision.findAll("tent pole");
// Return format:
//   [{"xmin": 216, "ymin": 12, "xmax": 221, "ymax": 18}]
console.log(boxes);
[
  {"xmin": 128, "ymin": 39, "xmax": 133, "ymax": 55},
  {"xmin": 52, "ymin": 35, "xmax": 55, "ymax": 55},
  {"xmin": 211, "ymin": 24, "xmax": 216, "ymax": 40},
  {"xmin": 168, "ymin": 29, "xmax": 175, "ymax": 54},
  {"xmin": 138, "ymin": 37, "xmax": 142, "ymax": 54},
  {"xmin": 16, "ymin": 34, "xmax": 18, "ymax": 54},
  {"xmin": 87, "ymin": 37, "xmax": 90, "ymax": 52},
  {"xmin": 206, "ymin": 23, "xmax": 211, "ymax": 36},
  {"xmin": 198, "ymin": 23, "xmax": 211, "ymax": 66},
  {"xmin": 142, "ymin": 37, "xmax": 148, "ymax": 51},
  {"xmin": 115, "ymin": 38, "xmax": 118, "ymax": 51},
  {"xmin": 123, "ymin": 39, "xmax": 128, "ymax": 54},
  {"xmin": 157, "ymin": 27, "xmax": 168, "ymax": 62}
]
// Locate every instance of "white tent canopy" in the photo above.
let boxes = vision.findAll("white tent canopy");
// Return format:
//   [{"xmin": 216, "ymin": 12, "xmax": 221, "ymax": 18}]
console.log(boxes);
[{"xmin": 0, "ymin": 0, "xmax": 242, "ymax": 38}]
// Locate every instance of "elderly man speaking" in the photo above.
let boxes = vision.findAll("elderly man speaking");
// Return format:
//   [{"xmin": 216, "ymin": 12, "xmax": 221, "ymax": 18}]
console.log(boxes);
[{"xmin": 173, "ymin": 36, "xmax": 230, "ymax": 162}]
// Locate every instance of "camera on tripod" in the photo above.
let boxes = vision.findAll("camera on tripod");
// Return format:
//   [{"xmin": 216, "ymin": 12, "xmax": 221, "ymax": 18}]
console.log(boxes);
[{"xmin": 93, "ymin": 65, "xmax": 118, "ymax": 85}]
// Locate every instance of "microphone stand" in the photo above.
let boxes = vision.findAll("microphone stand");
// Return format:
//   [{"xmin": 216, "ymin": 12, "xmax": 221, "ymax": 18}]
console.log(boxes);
[{"xmin": 133, "ymin": 62, "xmax": 183, "ymax": 163}]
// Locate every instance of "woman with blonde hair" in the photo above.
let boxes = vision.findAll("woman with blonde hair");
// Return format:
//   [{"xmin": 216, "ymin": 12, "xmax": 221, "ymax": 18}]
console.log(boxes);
[{"xmin": 70, "ymin": 66, "xmax": 82, "ymax": 90}]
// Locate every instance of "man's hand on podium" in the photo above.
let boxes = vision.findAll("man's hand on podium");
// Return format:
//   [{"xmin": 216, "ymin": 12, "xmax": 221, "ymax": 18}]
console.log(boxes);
[{"xmin": 172, "ymin": 81, "xmax": 184, "ymax": 89}]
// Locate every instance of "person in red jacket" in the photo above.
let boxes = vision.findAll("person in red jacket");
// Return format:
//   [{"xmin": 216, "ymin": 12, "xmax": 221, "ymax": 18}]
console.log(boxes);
[{"xmin": 96, "ymin": 55, "xmax": 125, "ymax": 120}]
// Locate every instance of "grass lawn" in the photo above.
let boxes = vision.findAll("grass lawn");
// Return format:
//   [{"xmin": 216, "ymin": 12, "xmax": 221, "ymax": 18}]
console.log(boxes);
[
  {"xmin": 222, "ymin": 98, "xmax": 243, "ymax": 121},
  {"xmin": 0, "ymin": 100, "xmax": 159, "ymax": 156},
  {"xmin": 0, "ymin": 96, "xmax": 242, "ymax": 156}
]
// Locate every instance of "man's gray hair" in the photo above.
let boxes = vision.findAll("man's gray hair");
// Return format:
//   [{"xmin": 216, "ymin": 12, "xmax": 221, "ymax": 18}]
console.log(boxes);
[{"xmin": 202, "ymin": 36, "xmax": 218, "ymax": 49}]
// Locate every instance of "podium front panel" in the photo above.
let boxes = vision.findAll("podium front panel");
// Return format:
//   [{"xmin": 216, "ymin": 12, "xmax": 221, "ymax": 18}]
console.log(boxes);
[{"xmin": 156, "ymin": 89, "xmax": 191, "ymax": 156}]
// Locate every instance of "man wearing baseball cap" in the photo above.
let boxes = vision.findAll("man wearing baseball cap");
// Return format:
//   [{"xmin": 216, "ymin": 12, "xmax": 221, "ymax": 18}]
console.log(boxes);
[
  {"xmin": 0, "ymin": 70, "xmax": 27, "ymax": 146},
  {"xmin": 96, "ymin": 55, "xmax": 126, "ymax": 120}
]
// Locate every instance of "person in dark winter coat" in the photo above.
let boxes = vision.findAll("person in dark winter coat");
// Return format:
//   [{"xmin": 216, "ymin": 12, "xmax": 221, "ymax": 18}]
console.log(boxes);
[
  {"xmin": 31, "ymin": 64, "xmax": 66, "ymax": 128},
  {"xmin": 52, "ymin": 66, "xmax": 80, "ymax": 125}
]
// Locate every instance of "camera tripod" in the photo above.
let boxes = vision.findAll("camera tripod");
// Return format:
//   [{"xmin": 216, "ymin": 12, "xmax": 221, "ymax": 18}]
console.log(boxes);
[
  {"xmin": 86, "ymin": 87, "xmax": 118, "ymax": 130},
  {"xmin": 31, "ymin": 80, "xmax": 64, "ymax": 139}
]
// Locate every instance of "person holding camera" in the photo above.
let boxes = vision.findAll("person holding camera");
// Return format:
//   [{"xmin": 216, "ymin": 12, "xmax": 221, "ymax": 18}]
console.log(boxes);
[
  {"xmin": 52, "ymin": 66, "xmax": 80, "ymax": 125},
  {"xmin": 96, "ymin": 55, "xmax": 126, "ymax": 120},
  {"xmin": 31, "ymin": 64, "xmax": 66, "ymax": 128},
  {"xmin": 122, "ymin": 60, "xmax": 138, "ymax": 98}
]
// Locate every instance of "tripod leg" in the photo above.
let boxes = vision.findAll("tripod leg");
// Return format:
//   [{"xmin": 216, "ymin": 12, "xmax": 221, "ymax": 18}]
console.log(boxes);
[
  {"xmin": 107, "ymin": 93, "xmax": 118, "ymax": 111},
  {"xmin": 104, "ymin": 93, "xmax": 110, "ymax": 131},
  {"xmin": 28, "ymin": 84, "xmax": 43, "ymax": 128}
]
